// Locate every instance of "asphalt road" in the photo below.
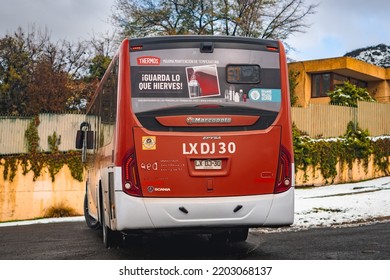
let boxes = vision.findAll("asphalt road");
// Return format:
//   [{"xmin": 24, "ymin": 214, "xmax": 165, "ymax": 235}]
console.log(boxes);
[{"xmin": 0, "ymin": 221, "xmax": 389, "ymax": 260}]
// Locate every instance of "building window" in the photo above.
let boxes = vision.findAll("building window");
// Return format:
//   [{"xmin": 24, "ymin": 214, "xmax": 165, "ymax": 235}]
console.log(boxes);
[
  {"xmin": 333, "ymin": 74, "xmax": 348, "ymax": 88},
  {"xmin": 312, "ymin": 73, "xmax": 331, "ymax": 97},
  {"xmin": 311, "ymin": 73, "xmax": 368, "ymax": 98}
]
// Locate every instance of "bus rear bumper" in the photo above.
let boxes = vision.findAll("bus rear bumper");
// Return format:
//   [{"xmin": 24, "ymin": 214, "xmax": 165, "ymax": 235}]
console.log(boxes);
[{"xmin": 114, "ymin": 188, "xmax": 294, "ymax": 231}]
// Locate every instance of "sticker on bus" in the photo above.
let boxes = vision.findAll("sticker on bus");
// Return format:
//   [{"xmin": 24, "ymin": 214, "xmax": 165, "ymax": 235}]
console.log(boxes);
[{"xmin": 142, "ymin": 136, "xmax": 157, "ymax": 150}]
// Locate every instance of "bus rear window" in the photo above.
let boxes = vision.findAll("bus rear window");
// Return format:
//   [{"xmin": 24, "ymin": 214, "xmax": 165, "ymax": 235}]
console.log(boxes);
[{"xmin": 226, "ymin": 65, "xmax": 261, "ymax": 84}]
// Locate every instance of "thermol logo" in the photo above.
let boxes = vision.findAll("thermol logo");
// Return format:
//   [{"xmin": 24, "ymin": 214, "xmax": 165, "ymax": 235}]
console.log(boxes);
[{"xmin": 137, "ymin": 56, "xmax": 161, "ymax": 65}]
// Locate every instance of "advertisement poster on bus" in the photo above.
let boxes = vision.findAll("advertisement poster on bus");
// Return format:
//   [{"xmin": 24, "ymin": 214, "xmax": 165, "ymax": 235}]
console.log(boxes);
[{"xmin": 130, "ymin": 48, "xmax": 282, "ymax": 114}]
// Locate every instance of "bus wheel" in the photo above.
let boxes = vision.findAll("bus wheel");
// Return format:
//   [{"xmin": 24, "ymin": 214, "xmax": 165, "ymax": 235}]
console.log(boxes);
[
  {"xmin": 101, "ymin": 204, "xmax": 121, "ymax": 248},
  {"xmin": 84, "ymin": 194, "xmax": 100, "ymax": 229},
  {"xmin": 229, "ymin": 228, "xmax": 249, "ymax": 243}
]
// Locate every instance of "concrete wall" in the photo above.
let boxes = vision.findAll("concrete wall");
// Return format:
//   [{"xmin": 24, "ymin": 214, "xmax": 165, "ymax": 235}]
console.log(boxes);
[
  {"xmin": 295, "ymin": 155, "xmax": 389, "ymax": 187},
  {"xmin": 0, "ymin": 163, "xmax": 84, "ymax": 222}
]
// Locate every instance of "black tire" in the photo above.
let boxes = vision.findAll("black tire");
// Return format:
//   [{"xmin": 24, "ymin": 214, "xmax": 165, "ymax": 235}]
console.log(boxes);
[
  {"xmin": 229, "ymin": 228, "xmax": 249, "ymax": 243},
  {"xmin": 101, "ymin": 212, "xmax": 110, "ymax": 248},
  {"xmin": 100, "ymin": 192, "xmax": 122, "ymax": 248},
  {"xmin": 83, "ymin": 193, "xmax": 100, "ymax": 229}
]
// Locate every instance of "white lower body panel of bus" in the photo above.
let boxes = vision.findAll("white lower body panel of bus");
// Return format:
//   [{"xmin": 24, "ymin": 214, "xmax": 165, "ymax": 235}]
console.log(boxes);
[
  {"xmin": 114, "ymin": 189, "xmax": 294, "ymax": 231},
  {"xmin": 102, "ymin": 167, "xmax": 294, "ymax": 231}
]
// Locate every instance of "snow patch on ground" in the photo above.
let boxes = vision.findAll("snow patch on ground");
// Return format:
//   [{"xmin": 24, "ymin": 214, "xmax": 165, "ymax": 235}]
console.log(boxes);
[
  {"xmin": 256, "ymin": 176, "xmax": 390, "ymax": 233},
  {"xmin": 0, "ymin": 216, "xmax": 84, "ymax": 228}
]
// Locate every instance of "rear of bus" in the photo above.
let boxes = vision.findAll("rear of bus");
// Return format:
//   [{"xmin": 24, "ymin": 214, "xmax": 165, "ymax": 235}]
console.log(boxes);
[{"xmin": 114, "ymin": 36, "xmax": 294, "ymax": 236}]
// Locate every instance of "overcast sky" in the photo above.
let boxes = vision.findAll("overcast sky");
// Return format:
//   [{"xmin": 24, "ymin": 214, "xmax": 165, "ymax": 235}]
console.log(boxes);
[
  {"xmin": 1, "ymin": 0, "xmax": 389, "ymax": 61},
  {"xmin": 286, "ymin": 0, "xmax": 390, "ymax": 61},
  {"xmin": 0, "ymin": 0, "xmax": 115, "ymax": 42}
]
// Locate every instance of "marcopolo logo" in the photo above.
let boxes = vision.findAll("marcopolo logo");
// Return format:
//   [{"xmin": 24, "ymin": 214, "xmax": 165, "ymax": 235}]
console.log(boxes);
[
  {"xmin": 186, "ymin": 117, "xmax": 232, "ymax": 125},
  {"xmin": 137, "ymin": 56, "xmax": 161, "ymax": 66}
]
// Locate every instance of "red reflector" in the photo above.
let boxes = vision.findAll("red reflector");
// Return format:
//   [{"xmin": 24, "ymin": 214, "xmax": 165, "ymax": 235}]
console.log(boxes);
[
  {"xmin": 124, "ymin": 157, "xmax": 134, "ymax": 181},
  {"xmin": 274, "ymin": 146, "xmax": 292, "ymax": 194},
  {"xmin": 122, "ymin": 153, "xmax": 143, "ymax": 197},
  {"xmin": 130, "ymin": 45, "xmax": 143, "ymax": 51},
  {"xmin": 267, "ymin": 46, "xmax": 278, "ymax": 51}
]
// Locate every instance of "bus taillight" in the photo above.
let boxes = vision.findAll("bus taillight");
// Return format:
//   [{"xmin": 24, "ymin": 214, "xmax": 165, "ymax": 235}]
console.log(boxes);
[
  {"xmin": 122, "ymin": 153, "xmax": 143, "ymax": 197},
  {"xmin": 274, "ymin": 146, "xmax": 292, "ymax": 194}
]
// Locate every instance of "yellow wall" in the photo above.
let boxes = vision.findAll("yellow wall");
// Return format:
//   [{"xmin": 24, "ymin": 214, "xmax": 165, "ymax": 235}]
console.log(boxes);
[
  {"xmin": 295, "ymin": 156, "xmax": 389, "ymax": 187},
  {"xmin": 0, "ymin": 163, "xmax": 84, "ymax": 222}
]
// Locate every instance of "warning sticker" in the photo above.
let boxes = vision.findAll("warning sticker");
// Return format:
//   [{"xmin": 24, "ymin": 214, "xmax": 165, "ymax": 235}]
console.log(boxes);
[{"xmin": 142, "ymin": 136, "xmax": 157, "ymax": 150}]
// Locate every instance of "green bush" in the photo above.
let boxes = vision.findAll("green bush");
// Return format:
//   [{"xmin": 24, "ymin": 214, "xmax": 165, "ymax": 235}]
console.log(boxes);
[
  {"xmin": 293, "ymin": 122, "xmax": 390, "ymax": 183},
  {"xmin": 1, "ymin": 123, "xmax": 84, "ymax": 183},
  {"xmin": 341, "ymin": 122, "xmax": 372, "ymax": 169},
  {"xmin": 328, "ymin": 81, "xmax": 375, "ymax": 107}
]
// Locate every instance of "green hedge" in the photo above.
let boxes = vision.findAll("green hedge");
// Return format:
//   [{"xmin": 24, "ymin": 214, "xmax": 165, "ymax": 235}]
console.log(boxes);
[{"xmin": 293, "ymin": 122, "xmax": 390, "ymax": 183}]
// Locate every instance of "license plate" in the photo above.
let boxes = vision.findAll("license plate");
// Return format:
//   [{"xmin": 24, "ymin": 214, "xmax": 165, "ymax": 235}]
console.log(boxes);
[{"xmin": 194, "ymin": 159, "xmax": 222, "ymax": 170}]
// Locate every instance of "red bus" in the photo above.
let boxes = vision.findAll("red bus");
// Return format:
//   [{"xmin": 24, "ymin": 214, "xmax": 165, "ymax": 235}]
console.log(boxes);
[{"xmin": 76, "ymin": 36, "xmax": 294, "ymax": 247}]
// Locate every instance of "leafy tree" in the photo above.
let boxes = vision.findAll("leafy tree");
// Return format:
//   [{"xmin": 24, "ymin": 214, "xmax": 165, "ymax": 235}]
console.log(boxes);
[
  {"xmin": 328, "ymin": 81, "xmax": 375, "ymax": 107},
  {"xmin": 0, "ymin": 26, "xmax": 103, "ymax": 115},
  {"xmin": 112, "ymin": 0, "xmax": 317, "ymax": 39},
  {"xmin": 88, "ymin": 55, "xmax": 112, "ymax": 81},
  {"xmin": 0, "ymin": 30, "xmax": 32, "ymax": 115},
  {"xmin": 25, "ymin": 60, "xmax": 72, "ymax": 115},
  {"xmin": 0, "ymin": 28, "xmax": 69, "ymax": 114},
  {"xmin": 87, "ymin": 31, "xmax": 118, "ymax": 80},
  {"xmin": 68, "ymin": 31, "xmax": 119, "ymax": 111}
]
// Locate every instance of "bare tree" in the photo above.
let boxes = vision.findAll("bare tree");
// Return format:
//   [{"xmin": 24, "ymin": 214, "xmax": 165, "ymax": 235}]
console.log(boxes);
[
  {"xmin": 112, "ymin": 0, "xmax": 189, "ymax": 37},
  {"xmin": 260, "ymin": 0, "xmax": 316, "ymax": 39},
  {"xmin": 89, "ymin": 31, "xmax": 118, "ymax": 57},
  {"xmin": 112, "ymin": 0, "xmax": 317, "ymax": 40}
]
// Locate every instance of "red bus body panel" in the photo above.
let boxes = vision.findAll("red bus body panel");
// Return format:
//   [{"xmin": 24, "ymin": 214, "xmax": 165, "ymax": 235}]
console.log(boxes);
[{"xmin": 134, "ymin": 126, "xmax": 281, "ymax": 197}]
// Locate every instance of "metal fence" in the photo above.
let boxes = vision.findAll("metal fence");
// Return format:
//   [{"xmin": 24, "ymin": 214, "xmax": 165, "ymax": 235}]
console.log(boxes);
[
  {"xmin": 357, "ymin": 101, "xmax": 390, "ymax": 137},
  {"xmin": 0, "ymin": 113, "xmax": 85, "ymax": 155},
  {"xmin": 1, "ymin": 101, "xmax": 389, "ymax": 155},
  {"xmin": 291, "ymin": 101, "xmax": 390, "ymax": 138}
]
